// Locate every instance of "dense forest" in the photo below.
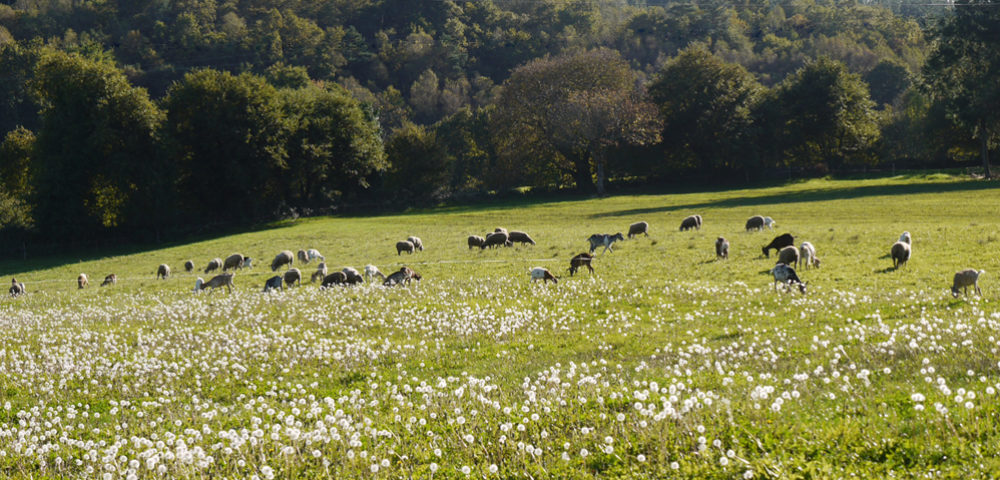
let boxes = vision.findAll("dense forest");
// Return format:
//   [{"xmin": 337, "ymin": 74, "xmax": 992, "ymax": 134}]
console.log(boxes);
[{"xmin": 0, "ymin": 0, "xmax": 997, "ymax": 249}]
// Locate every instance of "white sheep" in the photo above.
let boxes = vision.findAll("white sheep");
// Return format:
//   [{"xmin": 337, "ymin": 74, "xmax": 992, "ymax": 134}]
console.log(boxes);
[
  {"xmin": 952, "ymin": 269, "xmax": 984, "ymax": 297},
  {"xmin": 763, "ymin": 217, "xmax": 776, "ymax": 230},
  {"xmin": 407, "ymin": 236, "xmax": 424, "ymax": 251},
  {"xmin": 365, "ymin": 265, "xmax": 386, "ymax": 282},
  {"xmin": 311, "ymin": 263, "xmax": 328, "ymax": 283},
  {"xmin": 194, "ymin": 273, "xmax": 234, "ymax": 293},
  {"xmin": 899, "ymin": 231, "xmax": 911, "ymax": 245}
]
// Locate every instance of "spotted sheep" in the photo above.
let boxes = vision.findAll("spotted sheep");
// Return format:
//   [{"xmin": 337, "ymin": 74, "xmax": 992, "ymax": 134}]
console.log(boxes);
[{"xmin": 78, "ymin": 273, "xmax": 89, "ymax": 289}]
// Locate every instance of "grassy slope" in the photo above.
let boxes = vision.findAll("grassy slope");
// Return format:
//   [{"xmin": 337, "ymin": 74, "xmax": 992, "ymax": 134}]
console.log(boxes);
[{"xmin": 2, "ymin": 173, "xmax": 1000, "ymax": 478}]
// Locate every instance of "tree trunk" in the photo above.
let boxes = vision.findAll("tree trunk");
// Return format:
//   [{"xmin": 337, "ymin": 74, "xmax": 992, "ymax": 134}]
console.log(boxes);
[
  {"xmin": 981, "ymin": 121, "xmax": 991, "ymax": 178},
  {"xmin": 595, "ymin": 152, "xmax": 606, "ymax": 197},
  {"xmin": 573, "ymin": 156, "xmax": 596, "ymax": 194}
]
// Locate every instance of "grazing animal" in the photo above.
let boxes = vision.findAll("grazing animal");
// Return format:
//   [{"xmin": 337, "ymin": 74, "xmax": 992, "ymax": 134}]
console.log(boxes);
[
  {"xmin": 271, "ymin": 250, "xmax": 295, "ymax": 271},
  {"xmin": 776, "ymin": 245, "xmax": 800, "ymax": 268},
  {"xmin": 899, "ymin": 231, "xmax": 911, "ymax": 245},
  {"xmin": 9, "ymin": 278, "xmax": 25, "ymax": 297},
  {"xmin": 764, "ymin": 217, "xmax": 776, "ymax": 230},
  {"xmin": 343, "ymin": 268, "xmax": 364, "ymax": 284},
  {"xmin": 771, "ymin": 263, "xmax": 807, "ymax": 294},
  {"xmin": 194, "ymin": 273, "xmax": 234, "ymax": 293},
  {"xmin": 296, "ymin": 248, "xmax": 324, "ymax": 264},
  {"xmin": 262, "ymin": 275, "xmax": 283, "ymax": 292},
  {"xmin": 383, "ymin": 267, "xmax": 418, "ymax": 286},
  {"xmin": 628, "ymin": 221, "xmax": 649, "ymax": 238},
  {"xmin": 184, "ymin": 260, "xmax": 195, "ymax": 272},
  {"xmin": 311, "ymin": 263, "xmax": 328, "ymax": 283},
  {"xmin": 952, "ymin": 269, "xmax": 985, "ymax": 297},
  {"xmin": 715, "ymin": 237, "xmax": 729, "ymax": 259},
  {"xmin": 243, "ymin": 257, "xmax": 253, "ymax": 269},
  {"xmin": 78, "ymin": 273, "xmax": 89, "ymax": 289},
  {"xmin": 157, "ymin": 264, "xmax": 170, "ymax": 279},
  {"xmin": 407, "ymin": 236, "xmax": 424, "ymax": 251},
  {"xmin": 468, "ymin": 235, "xmax": 486, "ymax": 249},
  {"xmin": 588, "ymin": 233, "xmax": 625, "ymax": 254},
  {"xmin": 321, "ymin": 271, "xmax": 348, "ymax": 288},
  {"xmin": 223, "ymin": 254, "xmax": 245, "ymax": 271},
  {"xmin": 890, "ymin": 241, "xmax": 910, "ymax": 269},
  {"xmin": 762, "ymin": 233, "xmax": 794, "ymax": 258},
  {"xmin": 205, "ymin": 258, "xmax": 223, "ymax": 273},
  {"xmin": 396, "ymin": 240, "xmax": 415, "ymax": 255},
  {"xmin": 283, "ymin": 268, "xmax": 302, "ymax": 287},
  {"xmin": 569, "ymin": 253, "xmax": 595, "ymax": 276},
  {"xmin": 482, "ymin": 232, "xmax": 510, "ymax": 249},
  {"xmin": 745, "ymin": 215, "xmax": 765, "ymax": 231},
  {"xmin": 365, "ymin": 265, "xmax": 386, "ymax": 282},
  {"xmin": 679, "ymin": 215, "xmax": 701, "ymax": 231},
  {"xmin": 530, "ymin": 267, "xmax": 558, "ymax": 284},
  {"xmin": 799, "ymin": 242, "xmax": 819, "ymax": 269},
  {"xmin": 508, "ymin": 231, "xmax": 536, "ymax": 245},
  {"xmin": 494, "ymin": 227, "xmax": 508, "ymax": 235},
  {"xmin": 101, "ymin": 274, "xmax": 117, "ymax": 287}
]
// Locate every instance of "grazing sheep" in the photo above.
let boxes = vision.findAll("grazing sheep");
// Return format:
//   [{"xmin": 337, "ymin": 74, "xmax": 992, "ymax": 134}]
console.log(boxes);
[
  {"xmin": 343, "ymin": 268, "xmax": 364, "ymax": 284},
  {"xmin": 494, "ymin": 227, "xmax": 508, "ymax": 234},
  {"xmin": 157, "ymin": 264, "xmax": 170, "ymax": 279},
  {"xmin": 101, "ymin": 274, "xmax": 117, "ymax": 287},
  {"xmin": 223, "ymin": 253, "xmax": 245, "ymax": 271},
  {"xmin": 321, "ymin": 271, "xmax": 348, "ymax": 288},
  {"xmin": 311, "ymin": 263, "xmax": 328, "ymax": 283},
  {"xmin": 628, "ymin": 221, "xmax": 649, "ymax": 238},
  {"xmin": 194, "ymin": 273, "xmax": 234, "ymax": 293},
  {"xmin": 482, "ymin": 232, "xmax": 510, "ymax": 249},
  {"xmin": 383, "ymin": 267, "xmax": 417, "ymax": 286},
  {"xmin": 776, "ymin": 245, "xmax": 800, "ymax": 268},
  {"xmin": 243, "ymin": 257, "xmax": 253, "ymax": 269},
  {"xmin": 745, "ymin": 215, "xmax": 765, "ymax": 231},
  {"xmin": 762, "ymin": 233, "xmax": 794, "ymax": 258},
  {"xmin": 569, "ymin": 253, "xmax": 595, "ymax": 276},
  {"xmin": 679, "ymin": 215, "xmax": 700, "ymax": 231},
  {"xmin": 407, "ymin": 236, "xmax": 424, "ymax": 251},
  {"xmin": 764, "ymin": 217, "xmax": 776, "ymax": 230},
  {"xmin": 799, "ymin": 242, "xmax": 820, "ymax": 269},
  {"xmin": 342, "ymin": 266, "xmax": 361, "ymax": 278},
  {"xmin": 365, "ymin": 265, "xmax": 386, "ymax": 282},
  {"xmin": 184, "ymin": 260, "xmax": 194, "ymax": 272},
  {"xmin": 9, "ymin": 278, "xmax": 25, "ymax": 297},
  {"xmin": 297, "ymin": 249, "xmax": 325, "ymax": 264},
  {"xmin": 205, "ymin": 258, "xmax": 223, "ymax": 274},
  {"xmin": 771, "ymin": 263, "xmax": 807, "ymax": 294},
  {"xmin": 530, "ymin": 267, "xmax": 558, "ymax": 284},
  {"xmin": 262, "ymin": 275, "xmax": 283, "ymax": 292},
  {"xmin": 890, "ymin": 241, "xmax": 910, "ymax": 269},
  {"xmin": 283, "ymin": 268, "xmax": 302, "ymax": 287},
  {"xmin": 715, "ymin": 237, "xmax": 729, "ymax": 259},
  {"xmin": 396, "ymin": 240, "xmax": 415, "ymax": 255},
  {"xmin": 588, "ymin": 233, "xmax": 625, "ymax": 254},
  {"xmin": 468, "ymin": 235, "xmax": 485, "ymax": 249},
  {"xmin": 952, "ymin": 269, "xmax": 985, "ymax": 297},
  {"xmin": 899, "ymin": 231, "xmax": 911, "ymax": 245},
  {"xmin": 78, "ymin": 273, "xmax": 89, "ymax": 289},
  {"xmin": 271, "ymin": 250, "xmax": 295, "ymax": 271},
  {"xmin": 509, "ymin": 231, "xmax": 536, "ymax": 245}
]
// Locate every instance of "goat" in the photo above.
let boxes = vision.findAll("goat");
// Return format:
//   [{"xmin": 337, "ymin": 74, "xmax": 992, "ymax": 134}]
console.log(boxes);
[
  {"xmin": 715, "ymin": 237, "xmax": 729, "ymax": 259},
  {"xmin": 223, "ymin": 254, "xmax": 245, "ymax": 271},
  {"xmin": 799, "ymin": 242, "xmax": 819, "ymax": 269},
  {"xmin": 101, "ymin": 274, "xmax": 117, "ymax": 287},
  {"xmin": 283, "ymin": 268, "xmax": 302, "ymax": 287},
  {"xmin": 78, "ymin": 273, "xmax": 89, "ymax": 289},
  {"xmin": 509, "ymin": 231, "xmax": 536, "ymax": 245},
  {"xmin": 262, "ymin": 275, "xmax": 283, "ymax": 292},
  {"xmin": 952, "ymin": 269, "xmax": 985, "ymax": 297},
  {"xmin": 628, "ymin": 221, "xmax": 649, "ymax": 238},
  {"xmin": 396, "ymin": 240, "xmax": 415, "ymax": 255},
  {"xmin": 569, "ymin": 253, "xmax": 595, "ymax": 276},
  {"xmin": 588, "ymin": 233, "xmax": 625, "ymax": 254},
  {"xmin": 745, "ymin": 215, "xmax": 765, "ymax": 231},
  {"xmin": 530, "ymin": 267, "xmax": 558, "ymax": 284},
  {"xmin": 468, "ymin": 235, "xmax": 486, "ymax": 249},
  {"xmin": 311, "ymin": 263, "xmax": 328, "ymax": 283},
  {"xmin": 271, "ymin": 250, "xmax": 294, "ymax": 271},
  {"xmin": 679, "ymin": 215, "xmax": 700, "ymax": 231},
  {"xmin": 762, "ymin": 233, "xmax": 794, "ymax": 258},
  {"xmin": 194, "ymin": 273, "xmax": 234, "ymax": 293},
  {"xmin": 156, "ymin": 264, "xmax": 170, "ymax": 279},
  {"xmin": 771, "ymin": 263, "xmax": 807, "ymax": 294},
  {"xmin": 891, "ymin": 241, "xmax": 910, "ymax": 269},
  {"xmin": 205, "ymin": 258, "xmax": 223, "ymax": 274}
]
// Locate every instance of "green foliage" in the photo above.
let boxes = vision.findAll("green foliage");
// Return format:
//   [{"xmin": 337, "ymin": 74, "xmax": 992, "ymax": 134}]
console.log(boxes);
[{"xmin": 384, "ymin": 122, "xmax": 449, "ymax": 204}]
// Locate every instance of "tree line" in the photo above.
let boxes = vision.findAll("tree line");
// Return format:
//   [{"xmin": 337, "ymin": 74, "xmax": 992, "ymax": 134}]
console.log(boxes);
[{"xmin": 0, "ymin": 0, "xmax": 996, "ymax": 249}]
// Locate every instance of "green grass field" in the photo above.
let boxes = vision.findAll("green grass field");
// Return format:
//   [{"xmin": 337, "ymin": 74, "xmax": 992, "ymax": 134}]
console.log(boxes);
[{"xmin": 2, "ymin": 173, "xmax": 1000, "ymax": 478}]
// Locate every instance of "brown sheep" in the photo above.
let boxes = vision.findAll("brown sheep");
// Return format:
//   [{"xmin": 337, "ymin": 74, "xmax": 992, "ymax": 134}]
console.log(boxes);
[
  {"xmin": 952, "ymin": 269, "xmax": 985, "ymax": 297},
  {"xmin": 745, "ymin": 215, "xmax": 765, "ymax": 231},
  {"xmin": 223, "ymin": 254, "xmax": 245, "ymax": 271},
  {"xmin": 468, "ymin": 235, "xmax": 485, "ymax": 249},
  {"xmin": 271, "ymin": 250, "xmax": 294, "ymax": 271},
  {"xmin": 628, "ymin": 221, "xmax": 649, "ymax": 238},
  {"xmin": 205, "ymin": 258, "xmax": 223, "ymax": 274},
  {"xmin": 396, "ymin": 240, "xmax": 415, "ymax": 255},
  {"xmin": 284, "ymin": 268, "xmax": 302, "ymax": 287},
  {"xmin": 509, "ymin": 231, "xmax": 536, "ymax": 245},
  {"xmin": 194, "ymin": 273, "xmax": 234, "ymax": 293},
  {"xmin": 101, "ymin": 274, "xmax": 117, "ymax": 287},
  {"xmin": 482, "ymin": 232, "xmax": 510, "ymax": 249},
  {"xmin": 776, "ymin": 245, "xmax": 800, "ymax": 268}
]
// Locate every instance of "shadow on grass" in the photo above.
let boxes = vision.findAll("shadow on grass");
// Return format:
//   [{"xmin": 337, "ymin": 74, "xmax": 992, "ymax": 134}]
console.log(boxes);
[
  {"xmin": 588, "ymin": 178, "xmax": 996, "ymax": 219},
  {"xmin": 875, "ymin": 266, "xmax": 901, "ymax": 274}
]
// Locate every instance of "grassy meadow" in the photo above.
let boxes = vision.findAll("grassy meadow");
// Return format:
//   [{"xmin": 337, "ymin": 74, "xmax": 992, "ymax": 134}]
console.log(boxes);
[{"xmin": 2, "ymin": 173, "xmax": 1000, "ymax": 478}]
